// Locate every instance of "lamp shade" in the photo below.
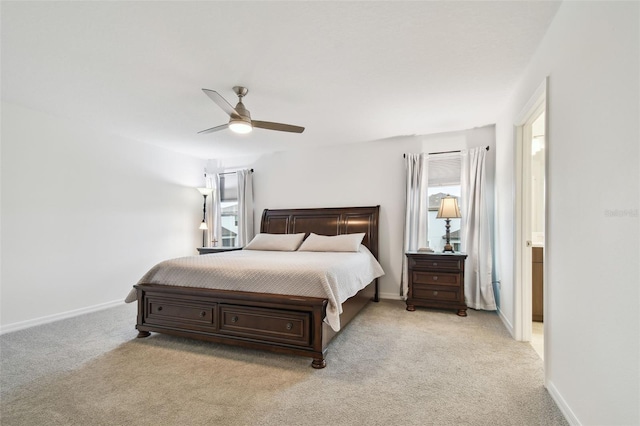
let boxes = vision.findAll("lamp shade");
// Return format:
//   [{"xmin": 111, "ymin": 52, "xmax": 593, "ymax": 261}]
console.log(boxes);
[
  {"xmin": 196, "ymin": 187, "xmax": 213, "ymax": 196},
  {"xmin": 199, "ymin": 220, "xmax": 208, "ymax": 230},
  {"xmin": 436, "ymin": 195, "xmax": 461, "ymax": 219}
]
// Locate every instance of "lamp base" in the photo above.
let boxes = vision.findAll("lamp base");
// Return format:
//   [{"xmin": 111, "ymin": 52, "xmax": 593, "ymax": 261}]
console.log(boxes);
[{"xmin": 443, "ymin": 218, "xmax": 454, "ymax": 253}]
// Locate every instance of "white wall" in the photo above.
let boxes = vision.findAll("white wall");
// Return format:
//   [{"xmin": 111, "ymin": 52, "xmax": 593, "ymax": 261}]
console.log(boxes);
[
  {"xmin": 207, "ymin": 125, "xmax": 495, "ymax": 300},
  {"xmin": 1, "ymin": 102, "xmax": 206, "ymax": 331},
  {"xmin": 495, "ymin": 2, "xmax": 639, "ymax": 424}
]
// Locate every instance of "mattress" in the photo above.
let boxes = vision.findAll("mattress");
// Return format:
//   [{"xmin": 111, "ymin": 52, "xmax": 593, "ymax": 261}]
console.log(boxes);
[{"xmin": 125, "ymin": 246, "xmax": 384, "ymax": 331}]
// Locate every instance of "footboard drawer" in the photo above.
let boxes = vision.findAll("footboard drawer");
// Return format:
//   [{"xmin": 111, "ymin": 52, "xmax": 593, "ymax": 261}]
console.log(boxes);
[
  {"xmin": 219, "ymin": 304, "xmax": 311, "ymax": 346},
  {"xmin": 145, "ymin": 297, "xmax": 216, "ymax": 332}
]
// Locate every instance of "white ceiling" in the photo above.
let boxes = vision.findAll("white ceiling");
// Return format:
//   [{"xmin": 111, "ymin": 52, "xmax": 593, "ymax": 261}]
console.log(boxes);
[{"xmin": 1, "ymin": 1, "xmax": 561, "ymax": 160}]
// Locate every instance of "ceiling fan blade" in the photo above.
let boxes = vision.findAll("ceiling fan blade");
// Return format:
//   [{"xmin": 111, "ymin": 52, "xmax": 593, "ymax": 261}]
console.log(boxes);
[
  {"xmin": 202, "ymin": 89, "xmax": 240, "ymax": 118},
  {"xmin": 198, "ymin": 123, "xmax": 229, "ymax": 134},
  {"xmin": 252, "ymin": 120, "xmax": 305, "ymax": 133}
]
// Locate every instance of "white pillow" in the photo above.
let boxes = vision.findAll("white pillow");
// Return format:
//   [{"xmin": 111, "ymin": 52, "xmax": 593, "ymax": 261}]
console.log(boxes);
[
  {"xmin": 244, "ymin": 233, "xmax": 306, "ymax": 251},
  {"xmin": 297, "ymin": 232, "xmax": 366, "ymax": 252}
]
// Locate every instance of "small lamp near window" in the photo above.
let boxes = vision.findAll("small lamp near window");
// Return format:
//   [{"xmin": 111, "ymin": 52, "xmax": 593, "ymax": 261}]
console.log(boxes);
[
  {"xmin": 436, "ymin": 195, "xmax": 461, "ymax": 253},
  {"xmin": 196, "ymin": 187, "xmax": 213, "ymax": 246}
]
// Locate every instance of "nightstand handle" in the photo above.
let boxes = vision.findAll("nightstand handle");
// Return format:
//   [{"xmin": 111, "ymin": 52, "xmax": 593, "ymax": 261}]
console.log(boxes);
[
  {"xmin": 432, "ymin": 262, "xmax": 438, "ymax": 266},
  {"xmin": 199, "ymin": 311, "xmax": 206, "ymax": 318},
  {"xmin": 433, "ymin": 291, "xmax": 439, "ymax": 296},
  {"xmin": 231, "ymin": 316, "xmax": 238, "ymax": 323},
  {"xmin": 286, "ymin": 322, "xmax": 293, "ymax": 331},
  {"xmin": 433, "ymin": 276, "xmax": 438, "ymax": 281}
]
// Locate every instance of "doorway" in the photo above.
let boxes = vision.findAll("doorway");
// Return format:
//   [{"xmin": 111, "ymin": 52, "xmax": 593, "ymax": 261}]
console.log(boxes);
[
  {"xmin": 514, "ymin": 78, "xmax": 548, "ymax": 363},
  {"xmin": 529, "ymin": 110, "xmax": 546, "ymax": 359}
]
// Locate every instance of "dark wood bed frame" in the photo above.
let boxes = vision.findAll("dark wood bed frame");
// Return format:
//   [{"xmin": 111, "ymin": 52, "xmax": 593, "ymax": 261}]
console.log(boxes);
[{"xmin": 134, "ymin": 205, "xmax": 380, "ymax": 368}]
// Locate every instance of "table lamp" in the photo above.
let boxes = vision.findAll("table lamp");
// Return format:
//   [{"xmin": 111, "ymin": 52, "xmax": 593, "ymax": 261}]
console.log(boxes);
[{"xmin": 436, "ymin": 195, "xmax": 461, "ymax": 253}]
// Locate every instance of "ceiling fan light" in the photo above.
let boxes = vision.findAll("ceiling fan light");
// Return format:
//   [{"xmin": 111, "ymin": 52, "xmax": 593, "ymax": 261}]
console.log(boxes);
[{"xmin": 229, "ymin": 119, "xmax": 252, "ymax": 134}]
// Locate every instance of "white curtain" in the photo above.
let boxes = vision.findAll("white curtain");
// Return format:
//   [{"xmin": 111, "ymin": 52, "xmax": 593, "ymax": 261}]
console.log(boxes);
[
  {"xmin": 401, "ymin": 153, "xmax": 429, "ymax": 298},
  {"xmin": 206, "ymin": 173, "xmax": 220, "ymax": 247},
  {"xmin": 208, "ymin": 170, "xmax": 254, "ymax": 247},
  {"xmin": 236, "ymin": 169, "xmax": 254, "ymax": 246},
  {"xmin": 460, "ymin": 147, "xmax": 496, "ymax": 310}
]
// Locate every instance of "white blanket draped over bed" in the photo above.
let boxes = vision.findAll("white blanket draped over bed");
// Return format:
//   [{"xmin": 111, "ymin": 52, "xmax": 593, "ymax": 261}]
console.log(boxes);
[{"xmin": 125, "ymin": 246, "xmax": 384, "ymax": 332}]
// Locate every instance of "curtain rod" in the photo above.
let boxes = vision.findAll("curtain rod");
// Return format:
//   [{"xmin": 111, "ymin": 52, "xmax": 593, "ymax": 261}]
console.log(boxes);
[
  {"xmin": 218, "ymin": 168, "xmax": 254, "ymax": 175},
  {"xmin": 403, "ymin": 146, "xmax": 489, "ymax": 158}
]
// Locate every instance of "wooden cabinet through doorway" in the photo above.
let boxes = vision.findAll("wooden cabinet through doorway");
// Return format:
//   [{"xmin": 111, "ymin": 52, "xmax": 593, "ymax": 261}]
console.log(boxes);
[{"xmin": 532, "ymin": 247, "xmax": 543, "ymax": 322}]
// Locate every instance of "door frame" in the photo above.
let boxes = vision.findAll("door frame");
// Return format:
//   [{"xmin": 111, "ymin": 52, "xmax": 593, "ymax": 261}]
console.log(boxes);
[{"xmin": 513, "ymin": 77, "xmax": 548, "ymax": 346}]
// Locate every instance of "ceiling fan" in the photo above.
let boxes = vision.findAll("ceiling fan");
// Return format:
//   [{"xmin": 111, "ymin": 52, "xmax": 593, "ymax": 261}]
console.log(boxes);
[{"xmin": 198, "ymin": 86, "xmax": 305, "ymax": 135}]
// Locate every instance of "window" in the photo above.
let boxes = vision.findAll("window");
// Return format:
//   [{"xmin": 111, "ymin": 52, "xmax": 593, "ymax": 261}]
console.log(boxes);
[
  {"xmin": 427, "ymin": 154, "xmax": 462, "ymax": 252},
  {"xmin": 219, "ymin": 174, "xmax": 239, "ymax": 247}
]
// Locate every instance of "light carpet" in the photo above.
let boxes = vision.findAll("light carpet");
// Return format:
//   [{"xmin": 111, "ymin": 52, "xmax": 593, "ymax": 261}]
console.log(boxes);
[{"xmin": 0, "ymin": 300, "xmax": 567, "ymax": 425}]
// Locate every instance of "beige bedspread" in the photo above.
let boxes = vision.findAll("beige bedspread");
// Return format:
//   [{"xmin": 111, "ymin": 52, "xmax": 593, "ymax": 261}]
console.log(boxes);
[{"xmin": 125, "ymin": 246, "xmax": 384, "ymax": 331}]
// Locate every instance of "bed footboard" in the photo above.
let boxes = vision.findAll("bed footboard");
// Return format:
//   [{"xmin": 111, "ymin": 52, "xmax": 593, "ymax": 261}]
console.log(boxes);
[
  {"xmin": 135, "ymin": 281, "xmax": 375, "ymax": 368},
  {"xmin": 135, "ymin": 284, "xmax": 333, "ymax": 367}
]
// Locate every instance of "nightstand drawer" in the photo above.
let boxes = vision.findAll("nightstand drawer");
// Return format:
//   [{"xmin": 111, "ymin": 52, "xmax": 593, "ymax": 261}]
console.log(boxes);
[
  {"xmin": 412, "ymin": 271, "xmax": 460, "ymax": 287},
  {"xmin": 409, "ymin": 257, "xmax": 461, "ymax": 271},
  {"xmin": 413, "ymin": 285, "xmax": 460, "ymax": 302}
]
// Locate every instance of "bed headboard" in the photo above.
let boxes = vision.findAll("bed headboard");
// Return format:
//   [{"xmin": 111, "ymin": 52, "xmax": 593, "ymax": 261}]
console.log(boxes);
[{"xmin": 260, "ymin": 206, "xmax": 380, "ymax": 260}]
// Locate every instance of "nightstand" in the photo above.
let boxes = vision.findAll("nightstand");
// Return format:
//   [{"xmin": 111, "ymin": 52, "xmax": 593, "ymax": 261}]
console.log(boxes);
[
  {"xmin": 405, "ymin": 252, "xmax": 468, "ymax": 316},
  {"xmin": 197, "ymin": 247, "xmax": 243, "ymax": 255}
]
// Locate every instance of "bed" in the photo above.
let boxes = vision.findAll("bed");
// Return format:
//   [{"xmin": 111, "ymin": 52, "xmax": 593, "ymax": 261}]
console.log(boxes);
[{"xmin": 132, "ymin": 206, "xmax": 381, "ymax": 368}]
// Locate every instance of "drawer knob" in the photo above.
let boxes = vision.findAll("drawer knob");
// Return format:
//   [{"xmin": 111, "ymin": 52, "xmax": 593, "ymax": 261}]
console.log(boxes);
[
  {"xmin": 433, "ymin": 276, "xmax": 438, "ymax": 281},
  {"xmin": 199, "ymin": 311, "xmax": 206, "ymax": 318},
  {"xmin": 433, "ymin": 291, "xmax": 439, "ymax": 296},
  {"xmin": 231, "ymin": 316, "xmax": 238, "ymax": 323},
  {"xmin": 432, "ymin": 262, "xmax": 438, "ymax": 266},
  {"xmin": 286, "ymin": 322, "xmax": 293, "ymax": 331},
  {"xmin": 157, "ymin": 306, "xmax": 163, "ymax": 311}
]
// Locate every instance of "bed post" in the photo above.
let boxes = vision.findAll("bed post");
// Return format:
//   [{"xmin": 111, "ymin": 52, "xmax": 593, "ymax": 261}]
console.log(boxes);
[
  {"xmin": 135, "ymin": 286, "xmax": 151, "ymax": 338},
  {"xmin": 372, "ymin": 278, "xmax": 379, "ymax": 302},
  {"xmin": 312, "ymin": 357, "xmax": 326, "ymax": 369}
]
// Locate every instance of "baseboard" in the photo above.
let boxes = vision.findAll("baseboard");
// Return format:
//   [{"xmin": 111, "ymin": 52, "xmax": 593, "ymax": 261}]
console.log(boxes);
[
  {"xmin": 546, "ymin": 380, "xmax": 581, "ymax": 425},
  {"xmin": 0, "ymin": 299, "xmax": 125, "ymax": 335},
  {"xmin": 378, "ymin": 292, "xmax": 403, "ymax": 301},
  {"xmin": 497, "ymin": 307, "xmax": 515, "ymax": 338}
]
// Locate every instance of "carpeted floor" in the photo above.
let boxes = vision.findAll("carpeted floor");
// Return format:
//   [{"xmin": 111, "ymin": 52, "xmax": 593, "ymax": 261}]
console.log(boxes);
[{"xmin": 0, "ymin": 300, "xmax": 568, "ymax": 425}]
